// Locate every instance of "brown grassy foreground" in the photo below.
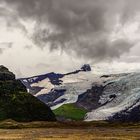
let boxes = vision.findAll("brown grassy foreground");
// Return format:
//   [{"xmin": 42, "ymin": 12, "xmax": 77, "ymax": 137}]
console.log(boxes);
[{"xmin": 0, "ymin": 120, "xmax": 139, "ymax": 140}]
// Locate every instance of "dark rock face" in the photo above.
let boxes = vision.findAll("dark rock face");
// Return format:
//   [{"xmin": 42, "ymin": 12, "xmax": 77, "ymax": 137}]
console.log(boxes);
[
  {"xmin": 81, "ymin": 64, "xmax": 91, "ymax": 72},
  {"xmin": 0, "ymin": 66, "xmax": 56, "ymax": 122},
  {"xmin": 76, "ymin": 85, "xmax": 104, "ymax": 111},
  {"xmin": 111, "ymin": 104, "xmax": 140, "ymax": 122},
  {"xmin": 37, "ymin": 89, "xmax": 66, "ymax": 107},
  {"xmin": 21, "ymin": 72, "xmax": 64, "ymax": 86},
  {"xmin": 20, "ymin": 72, "xmax": 64, "ymax": 95}
]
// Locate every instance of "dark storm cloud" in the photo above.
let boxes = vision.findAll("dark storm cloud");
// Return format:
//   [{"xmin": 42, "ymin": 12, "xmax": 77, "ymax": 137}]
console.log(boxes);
[
  {"xmin": 70, "ymin": 39, "xmax": 133, "ymax": 61},
  {"xmin": 2, "ymin": 0, "xmax": 140, "ymax": 61}
]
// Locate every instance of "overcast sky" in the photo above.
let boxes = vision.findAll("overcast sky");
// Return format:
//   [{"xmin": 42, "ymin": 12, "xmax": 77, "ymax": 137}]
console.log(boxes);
[{"xmin": 1, "ymin": 0, "xmax": 140, "ymax": 77}]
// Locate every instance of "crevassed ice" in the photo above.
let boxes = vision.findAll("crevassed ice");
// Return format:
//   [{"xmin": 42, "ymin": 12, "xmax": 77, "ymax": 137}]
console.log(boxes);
[{"xmin": 85, "ymin": 73, "xmax": 140, "ymax": 121}]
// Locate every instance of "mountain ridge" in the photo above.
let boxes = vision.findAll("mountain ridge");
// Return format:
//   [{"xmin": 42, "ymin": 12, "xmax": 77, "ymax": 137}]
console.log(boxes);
[{"xmin": 20, "ymin": 65, "xmax": 140, "ymax": 122}]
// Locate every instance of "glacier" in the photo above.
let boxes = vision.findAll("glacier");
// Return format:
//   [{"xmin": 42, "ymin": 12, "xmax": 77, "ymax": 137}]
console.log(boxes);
[
  {"xmin": 20, "ymin": 66, "xmax": 140, "ymax": 122},
  {"xmin": 85, "ymin": 73, "xmax": 140, "ymax": 121}
]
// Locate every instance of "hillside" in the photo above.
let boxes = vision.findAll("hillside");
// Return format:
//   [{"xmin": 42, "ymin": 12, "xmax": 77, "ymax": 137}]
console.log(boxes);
[{"xmin": 0, "ymin": 66, "xmax": 56, "ymax": 122}]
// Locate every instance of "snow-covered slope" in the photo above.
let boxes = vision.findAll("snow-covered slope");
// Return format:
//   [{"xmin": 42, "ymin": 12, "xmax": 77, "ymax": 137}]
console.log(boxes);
[
  {"xmin": 20, "ymin": 65, "xmax": 140, "ymax": 122},
  {"xmin": 20, "ymin": 64, "xmax": 96, "ymax": 110}
]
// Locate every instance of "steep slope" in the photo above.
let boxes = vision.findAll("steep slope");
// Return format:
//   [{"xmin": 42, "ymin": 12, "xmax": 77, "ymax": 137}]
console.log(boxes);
[{"xmin": 0, "ymin": 65, "xmax": 56, "ymax": 122}]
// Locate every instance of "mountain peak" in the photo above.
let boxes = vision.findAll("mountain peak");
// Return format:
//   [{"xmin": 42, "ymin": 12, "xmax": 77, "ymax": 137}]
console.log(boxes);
[{"xmin": 81, "ymin": 64, "xmax": 91, "ymax": 72}]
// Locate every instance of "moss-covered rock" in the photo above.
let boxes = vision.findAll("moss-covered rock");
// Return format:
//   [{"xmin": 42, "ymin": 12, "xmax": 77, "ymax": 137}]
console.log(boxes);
[{"xmin": 0, "ymin": 66, "xmax": 56, "ymax": 122}]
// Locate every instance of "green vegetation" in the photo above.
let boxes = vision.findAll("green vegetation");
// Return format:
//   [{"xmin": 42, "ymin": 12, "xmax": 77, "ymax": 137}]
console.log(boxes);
[
  {"xmin": 53, "ymin": 104, "xmax": 87, "ymax": 120},
  {"xmin": 0, "ymin": 65, "xmax": 56, "ymax": 122},
  {"xmin": 0, "ymin": 91, "xmax": 56, "ymax": 122}
]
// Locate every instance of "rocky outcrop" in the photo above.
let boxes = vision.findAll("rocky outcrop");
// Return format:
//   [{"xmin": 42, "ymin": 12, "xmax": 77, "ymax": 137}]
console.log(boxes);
[
  {"xmin": 76, "ymin": 84, "xmax": 104, "ymax": 111},
  {"xmin": 81, "ymin": 64, "xmax": 91, "ymax": 72},
  {"xmin": 0, "ymin": 66, "xmax": 56, "ymax": 122},
  {"xmin": 0, "ymin": 65, "xmax": 15, "ymax": 81}
]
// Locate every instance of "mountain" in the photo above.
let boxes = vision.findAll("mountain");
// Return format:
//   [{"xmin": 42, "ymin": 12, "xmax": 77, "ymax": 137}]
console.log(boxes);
[
  {"xmin": 0, "ymin": 65, "xmax": 56, "ymax": 122},
  {"xmin": 20, "ymin": 64, "xmax": 140, "ymax": 122}
]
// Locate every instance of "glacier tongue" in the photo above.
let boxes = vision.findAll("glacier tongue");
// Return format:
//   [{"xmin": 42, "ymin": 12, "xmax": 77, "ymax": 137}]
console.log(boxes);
[
  {"xmin": 51, "ymin": 80, "xmax": 93, "ymax": 110},
  {"xmin": 85, "ymin": 73, "xmax": 140, "ymax": 121}
]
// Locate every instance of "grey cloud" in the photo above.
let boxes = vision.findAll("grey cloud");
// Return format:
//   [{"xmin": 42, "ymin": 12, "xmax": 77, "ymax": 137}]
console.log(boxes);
[
  {"xmin": 120, "ymin": 0, "xmax": 140, "ymax": 23},
  {"xmin": 0, "ymin": 6, "xmax": 27, "ymax": 32},
  {"xmin": 2, "ymin": 0, "xmax": 139, "ymax": 61},
  {"xmin": 72, "ymin": 39, "xmax": 133, "ymax": 61}
]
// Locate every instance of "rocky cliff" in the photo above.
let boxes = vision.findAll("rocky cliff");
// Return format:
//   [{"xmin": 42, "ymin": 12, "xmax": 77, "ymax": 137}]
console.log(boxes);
[{"xmin": 0, "ymin": 65, "xmax": 56, "ymax": 122}]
